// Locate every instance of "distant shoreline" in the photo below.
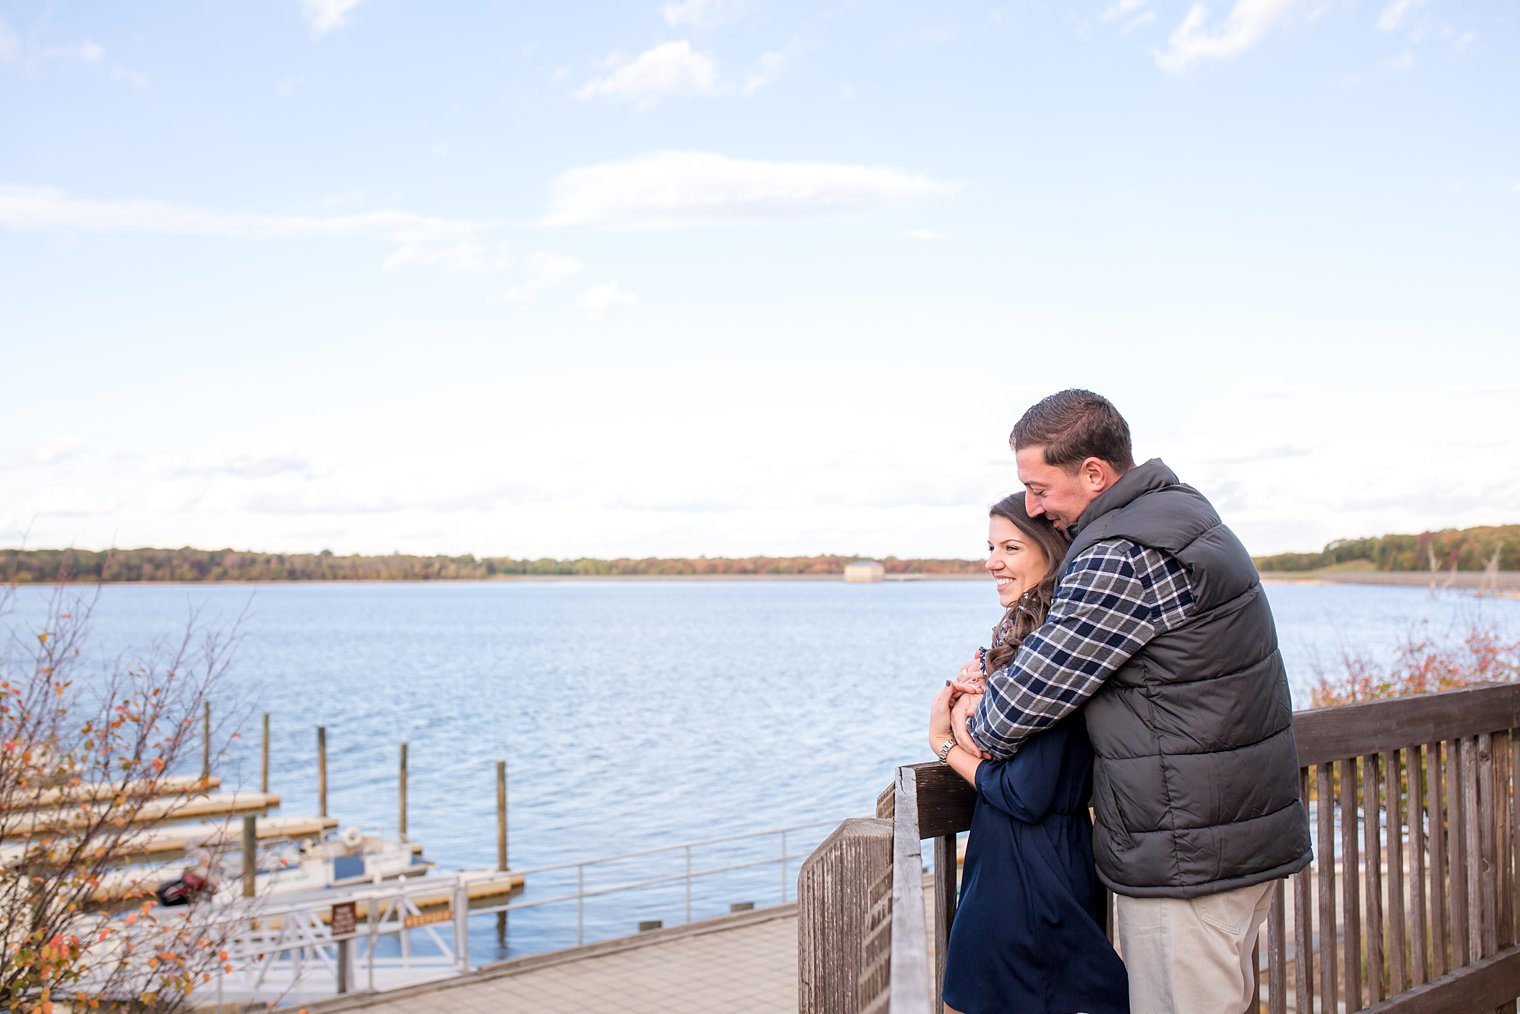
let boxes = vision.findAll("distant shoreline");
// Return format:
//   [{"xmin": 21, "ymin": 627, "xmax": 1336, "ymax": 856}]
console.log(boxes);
[
  {"xmin": 13, "ymin": 571, "xmax": 1520, "ymax": 593},
  {"xmin": 1259, "ymin": 569, "xmax": 1520, "ymax": 593}
]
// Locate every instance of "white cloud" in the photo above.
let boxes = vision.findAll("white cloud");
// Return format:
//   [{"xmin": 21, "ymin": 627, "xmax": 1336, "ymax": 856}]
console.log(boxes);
[
  {"xmin": 577, "ymin": 41, "xmax": 718, "ymax": 109},
  {"xmin": 1389, "ymin": 50, "xmax": 1414, "ymax": 72},
  {"xmin": 35, "ymin": 435, "xmax": 83, "ymax": 465},
  {"xmin": 0, "ymin": 185, "xmax": 487, "ymax": 247},
  {"xmin": 0, "ymin": 18, "xmax": 18, "ymax": 62},
  {"xmin": 1377, "ymin": 0, "xmax": 1429, "ymax": 32},
  {"xmin": 48, "ymin": 40, "xmax": 105, "ymax": 62},
  {"xmin": 505, "ymin": 251, "xmax": 586, "ymax": 301},
  {"xmin": 743, "ymin": 49, "xmax": 789, "ymax": 96},
  {"xmin": 903, "ymin": 229, "xmax": 948, "ymax": 241},
  {"xmin": 302, "ymin": 0, "xmax": 367, "ymax": 38},
  {"xmin": 383, "ymin": 240, "xmax": 511, "ymax": 275},
  {"xmin": 151, "ymin": 453, "xmax": 313, "ymax": 480},
  {"xmin": 1156, "ymin": 0, "xmax": 1304, "ymax": 75},
  {"xmin": 543, "ymin": 150, "xmax": 959, "ymax": 229},
  {"xmin": 1101, "ymin": 0, "xmax": 1149, "ymax": 22},
  {"xmin": 663, "ymin": 0, "xmax": 745, "ymax": 31},
  {"xmin": 579, "ymin": 282, "xmax": 637, "ymax": 320}
]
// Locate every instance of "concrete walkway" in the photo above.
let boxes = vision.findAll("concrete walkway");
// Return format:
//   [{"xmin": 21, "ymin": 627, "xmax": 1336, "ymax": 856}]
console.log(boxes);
[{"xmin": 306, "ymin": 904, "xmax": 798, "ymax": 1014}]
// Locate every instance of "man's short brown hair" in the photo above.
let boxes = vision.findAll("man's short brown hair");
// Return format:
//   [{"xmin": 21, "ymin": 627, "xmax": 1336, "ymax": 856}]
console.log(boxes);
[{"xmin": 1011, "ymin": 389, "xmax": 1136, "ymax": 472}]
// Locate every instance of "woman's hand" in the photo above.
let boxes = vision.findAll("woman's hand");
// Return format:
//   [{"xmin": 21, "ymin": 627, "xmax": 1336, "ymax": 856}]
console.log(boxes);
[{"xmin": 929, "ymin": 682, "xmax": 958, "ymax": 753}]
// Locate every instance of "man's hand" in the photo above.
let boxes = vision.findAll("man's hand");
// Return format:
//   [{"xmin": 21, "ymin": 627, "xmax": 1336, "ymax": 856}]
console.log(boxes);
[{"xmin": 952, "ymin": 691, "xmax": 992, "ymax": 760}]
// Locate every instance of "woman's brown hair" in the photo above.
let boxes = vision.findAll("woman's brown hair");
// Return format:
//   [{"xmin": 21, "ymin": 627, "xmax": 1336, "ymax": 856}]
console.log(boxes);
[{"xmin": 983, "ymin": 491, "xmax": 1072, "ymax": 674}]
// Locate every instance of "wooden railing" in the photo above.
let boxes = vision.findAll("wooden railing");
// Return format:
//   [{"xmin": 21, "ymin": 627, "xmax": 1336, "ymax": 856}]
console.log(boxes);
[{"xmin": 798, "ymin": 683, "xmax": 1520, "ymax": 1013}]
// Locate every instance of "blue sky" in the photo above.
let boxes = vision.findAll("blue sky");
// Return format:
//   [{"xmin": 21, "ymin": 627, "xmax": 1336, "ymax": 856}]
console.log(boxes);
[{"xmin": 2, "ymin": 0, "xmax": 1516, "ymax": 560}]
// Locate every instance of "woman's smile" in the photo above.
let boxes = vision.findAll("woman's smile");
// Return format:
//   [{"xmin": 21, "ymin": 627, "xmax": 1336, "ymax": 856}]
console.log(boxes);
[{"xmin": 987, "ymin": 515, "xmax": 1048, "ymax": 608}]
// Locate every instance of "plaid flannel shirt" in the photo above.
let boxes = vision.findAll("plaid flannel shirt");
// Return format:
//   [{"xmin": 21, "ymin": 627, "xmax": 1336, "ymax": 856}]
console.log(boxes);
[{"xmin": 965, "ymin": 537, "xmax": 1195, "ymax": 759}]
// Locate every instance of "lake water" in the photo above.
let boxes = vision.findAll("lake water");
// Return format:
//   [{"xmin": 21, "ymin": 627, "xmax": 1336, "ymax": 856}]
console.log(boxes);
[{"xmin": 5, "ymin": 578, "xmax": 1518, "ymax": 960}]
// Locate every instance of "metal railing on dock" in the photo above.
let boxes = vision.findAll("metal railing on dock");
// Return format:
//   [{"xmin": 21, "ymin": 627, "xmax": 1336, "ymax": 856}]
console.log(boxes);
[
  {"xmin": 800, "ymin": 682, "xmax": 1520, "ymax": 1013},
  {"xmin": 196, "ymin": 817, "xmax": 834, "ymax": 1006}
]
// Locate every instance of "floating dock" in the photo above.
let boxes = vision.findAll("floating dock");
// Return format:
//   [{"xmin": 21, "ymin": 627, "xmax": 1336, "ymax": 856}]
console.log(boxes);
[
  {"xmin": 8, "ymin": 775, "xmax": 222, "ymax": 810},
  {"xmin": 2, "ymin": 792, "xmax": 281, "ymax": 838}
]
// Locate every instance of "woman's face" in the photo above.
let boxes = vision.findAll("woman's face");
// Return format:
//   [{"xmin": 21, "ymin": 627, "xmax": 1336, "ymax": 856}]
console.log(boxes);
[{"xmin": 986, "ymin": 514, "xmax": 1050, "ymax": 608}]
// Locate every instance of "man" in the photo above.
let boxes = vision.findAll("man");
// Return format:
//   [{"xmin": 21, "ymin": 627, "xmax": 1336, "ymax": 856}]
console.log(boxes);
[{"xmin": 949, "ymin": 389, "xmax": 1311, "ymax": 1014}]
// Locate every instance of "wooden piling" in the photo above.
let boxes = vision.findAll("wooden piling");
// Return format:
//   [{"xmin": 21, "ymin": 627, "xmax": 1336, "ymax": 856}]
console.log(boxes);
[
  {"xmin": 202, "ymin": 701, "xmax": 212, "ymax": 780},
  {"xmin": 496, "ymin": 760, "xmax": 508, "ymax": 871},
  {"xmin": 317, "ymin": 726, "xmax": 328, "ymax": 818},
  {"xmin": 399, "ymin": 742, "xmax": 408, "ymax": 841},
  {"xmin": 260, "ymin": 713, "xmax": 270, "ymax": 794},
  {"xmin": 241, "ymin": 815, "xmax": 256, "ymax": 898},
  {"xmin": 497, "ymin": 760, "xmax": 509, "ymax": 946}
]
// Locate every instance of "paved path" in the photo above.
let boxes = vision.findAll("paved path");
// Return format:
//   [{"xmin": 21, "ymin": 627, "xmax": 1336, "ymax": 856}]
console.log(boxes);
[{"xmin": 307, "ymin": 904, "xmax": 797, "ymax": 1014}]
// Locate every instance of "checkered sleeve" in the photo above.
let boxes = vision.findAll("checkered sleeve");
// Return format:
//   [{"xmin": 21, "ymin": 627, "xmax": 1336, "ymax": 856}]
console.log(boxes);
[{"xmin": 965, "ymin": 538, "xmax": 1194, "ymax": 759}]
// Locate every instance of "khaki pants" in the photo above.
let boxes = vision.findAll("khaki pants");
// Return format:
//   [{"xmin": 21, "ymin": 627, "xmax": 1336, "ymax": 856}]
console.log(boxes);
[{"xmin": 1114, "ymin": 880, "xmax": 1274, "ymax": 1014}]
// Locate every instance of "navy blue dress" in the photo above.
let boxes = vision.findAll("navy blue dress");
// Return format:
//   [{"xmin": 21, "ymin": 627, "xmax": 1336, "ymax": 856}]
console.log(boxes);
[{"xmin": 941, "ymin": 715, "xmax": 1130, "ymax": 1014}]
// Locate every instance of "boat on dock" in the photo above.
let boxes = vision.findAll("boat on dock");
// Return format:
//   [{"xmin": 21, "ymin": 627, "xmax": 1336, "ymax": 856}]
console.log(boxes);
[{"xmin": 154, "ymin": 827, "xmax": 435, "ymax": 906}]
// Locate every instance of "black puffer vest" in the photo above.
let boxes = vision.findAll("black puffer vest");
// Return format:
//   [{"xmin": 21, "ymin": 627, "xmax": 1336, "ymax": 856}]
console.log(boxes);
[{"xmin": 1064, "ymin": 459, "xmax": 1311, "ymax": 898}]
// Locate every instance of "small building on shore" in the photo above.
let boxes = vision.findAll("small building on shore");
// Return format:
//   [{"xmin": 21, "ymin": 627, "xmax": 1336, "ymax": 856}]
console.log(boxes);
[{"xmin": 843, "ymin": 560, "xmax": 885, "ymax": 583}]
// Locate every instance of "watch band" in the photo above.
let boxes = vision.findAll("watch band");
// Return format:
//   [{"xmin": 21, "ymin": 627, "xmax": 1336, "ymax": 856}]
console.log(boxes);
[{"xmin": 937, "ymin": 737, "xmax": 956, "ymax": 764}]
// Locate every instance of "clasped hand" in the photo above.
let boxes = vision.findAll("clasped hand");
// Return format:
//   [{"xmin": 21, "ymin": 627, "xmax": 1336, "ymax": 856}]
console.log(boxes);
[{"xmin": 929, "ymin": 657, "xmax": 992, "ymax": 760}]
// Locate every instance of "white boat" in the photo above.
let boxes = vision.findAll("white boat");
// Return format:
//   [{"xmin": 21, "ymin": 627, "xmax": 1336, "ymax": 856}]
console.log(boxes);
[{"xmin": 157, "ymin": 827, "xmax": 433, "ymax": 905}]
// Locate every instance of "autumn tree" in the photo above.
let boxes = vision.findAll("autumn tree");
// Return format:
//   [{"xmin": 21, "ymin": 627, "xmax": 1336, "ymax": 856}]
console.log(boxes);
[{"xmin": 1, "ymin": 585, "xmax": 248, "ymax": 1011}]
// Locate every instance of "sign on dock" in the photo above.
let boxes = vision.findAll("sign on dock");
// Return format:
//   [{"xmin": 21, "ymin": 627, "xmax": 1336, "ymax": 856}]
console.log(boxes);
[{"xmin": 331, "ymin": 901, "xmax": 357, "ymax": 938}]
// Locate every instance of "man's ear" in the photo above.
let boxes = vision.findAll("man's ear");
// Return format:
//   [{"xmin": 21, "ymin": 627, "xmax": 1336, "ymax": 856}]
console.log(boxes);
[{"xmin": 1081, "ymin": 457, "xmax": 1118, "ymax": 492}]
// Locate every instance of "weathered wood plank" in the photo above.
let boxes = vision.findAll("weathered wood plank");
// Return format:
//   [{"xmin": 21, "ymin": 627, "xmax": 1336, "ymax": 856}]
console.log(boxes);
[
  {"xmin": 1359, "ymin": 944, "xmax": 1520, "ymax": 1014},
  {"xmin": 1294, "ymin": 861, "xmax": 1314, "ymax": 1014},
  {"xmin": 1319, "ymin": 763, "xmax": 1339, "ymax": 1014},
  {"xmin": 1450, "ymin": 737, "xmax": 1471, "ymax": 969},
  {"xmin": 1408, "ymin": 743, "xmax": 1429, "ymax": 985},
  {"xmin": 1268, "ymin": 878, "xmax": 1287, "ymax": 1014},
  {"xmin": 1432, "ymin": 740, "xmax": 1449, "ymax": 978},
  {"xmin": 1387, "ymin": 747, "xmax": 1407, "ymax": 995},
  {"xmin": 1366, "ymin": 751, "xmax": 1386, "ymax": 1004},
  {"xmin": 933, "ymin": 833, "xmax": 957, "ymax": 1007},
  {"xmin": 797, "ymin": 817, "xmax": 893, "ymax": 1014},
  {"xmin": 1509, "ymin": 733, "xmax": 1520, "ymax": 950},
  {"xmin": 1465, "ymin": 737, "xmax": 1486, "ymax": 959},
  {"xmin": 1343, "ymin": 758, "xmax": 1364, "ymax": 1008},
  {"xmin": 897, "ymin": 762, "xmax": 977, "ymax": 839},
  {"xmin": 1294, "ymin": 685, "xmax": 1520, "ymax": 768},
  {"xmin": 1480, "ymin": 733, "xmax": 1499, "ymax": 959},
  {"xmin": 889, "ymin": 766, "xmax": 934, "ymax": 1014}
]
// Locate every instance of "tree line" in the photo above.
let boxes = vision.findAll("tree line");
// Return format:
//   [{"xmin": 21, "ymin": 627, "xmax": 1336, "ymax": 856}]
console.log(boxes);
[
  {"xmin": 1, "ymin": 547, "xmax": 984, "ymax": 583},
  {"xmin": 5, "ymin": 522, "xmax": 1513, "ymax": 582},
  {"xmin": 1252, "ymin": 524, "xmax": 1519, "ymax": 573}
]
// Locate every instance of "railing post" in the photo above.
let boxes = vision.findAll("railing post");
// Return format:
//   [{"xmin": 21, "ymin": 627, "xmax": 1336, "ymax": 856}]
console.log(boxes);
[
  {"xmin": 455, "ymin": 878, "xmax": 470, "ymax": 971},
  {"xmin": 242, "ymin": 815, "xmax": 257, "ymax": 898},
  {"xmin": 797, "ymin": 816, "xmax": 893, "ymax": 1014},
  {"xmin": 260, "ymin": 711, "xmax": 270, "ymax": 794},
  {"xmin": 399, "ymin": 741, "xmax": 408, "ymax": 840},
  {"xmin": 317, "ymin": 725, "xmax": 328, "ymax": 818},
  {"xmin": 781, "ymin": 828, "xmax": 788, "ymax": 903}
]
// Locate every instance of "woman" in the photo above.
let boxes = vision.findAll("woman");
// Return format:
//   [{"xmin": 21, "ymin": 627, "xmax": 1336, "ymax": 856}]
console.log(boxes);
[{"xmin": 929, "ymin": 492, "xmax": 1129, "ymax": 1014}]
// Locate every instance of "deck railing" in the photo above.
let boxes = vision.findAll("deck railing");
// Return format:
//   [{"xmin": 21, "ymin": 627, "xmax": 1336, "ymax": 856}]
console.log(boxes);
[{"xmin": 798, "ymin": 682, "xmax": 1520, "ymax": 1013}]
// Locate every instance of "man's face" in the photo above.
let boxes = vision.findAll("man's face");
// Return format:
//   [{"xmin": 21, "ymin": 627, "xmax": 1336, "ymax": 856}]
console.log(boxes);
[{"xmin": 1015, "ymin": 446, "xmax": 1100, "ymax": 531}]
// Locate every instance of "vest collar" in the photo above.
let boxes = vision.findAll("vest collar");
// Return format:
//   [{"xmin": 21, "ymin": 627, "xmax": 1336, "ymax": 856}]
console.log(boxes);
[{"xmin": 1069, "ymin": 458, "xmax": 1177, "ymax": 537}]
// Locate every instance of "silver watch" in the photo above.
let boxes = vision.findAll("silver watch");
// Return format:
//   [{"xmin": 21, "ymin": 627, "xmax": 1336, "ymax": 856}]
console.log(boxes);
[{"xmin": 937, "ymin": 737, "xmax": 956, "ymax": 763}]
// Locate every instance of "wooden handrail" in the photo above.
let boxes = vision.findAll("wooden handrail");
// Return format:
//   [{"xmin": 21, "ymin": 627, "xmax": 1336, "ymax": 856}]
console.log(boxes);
[{"xmin": 826, "ymin": 683, "xmax": 1520, "ymax": 1013}]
